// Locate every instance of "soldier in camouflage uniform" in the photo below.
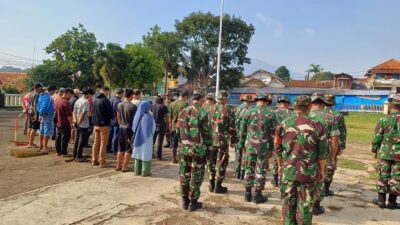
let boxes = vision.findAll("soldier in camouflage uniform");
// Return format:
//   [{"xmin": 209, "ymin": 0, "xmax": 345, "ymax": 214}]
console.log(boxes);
[
  {"xmin": 308, "ymin": 93, "xmax": 339, "ymax": 215},
  {"xmin": 324, "ymin": 94, "xmax": 347, "ymax": 195},
  {"xmin": 272, "ymin": 95, "xmax": 293, "ymax": 187},
  {"xmin": 234, "ymin": 95, "xmax": 254, "ymax": 180},
  {"xmin": 202, "ymin": 93, "xmax": 216, "ymax": 113},
  {"xmin": 240, "ymin": 93, "xmax": 275, "ymax": 203},
  {"xmin": 207, "ymin": 90, "xmax": 237, "ymax": 194},
  {"xmin": 275, "ymin": 95, "xmax": 328, "ymax": 225},
  {"xmin": 371, "ymin": 96, "xmax": 400, "ymax": 209},
  {"xmin": 178, "ymin": 91, "xmax": 213, "ymax": 212}
]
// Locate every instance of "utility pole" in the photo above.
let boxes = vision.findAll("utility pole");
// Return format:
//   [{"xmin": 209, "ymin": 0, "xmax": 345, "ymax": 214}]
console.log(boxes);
[{"xmin": 215, "ymin": 0, "xmax": 224, "ymax": 97}]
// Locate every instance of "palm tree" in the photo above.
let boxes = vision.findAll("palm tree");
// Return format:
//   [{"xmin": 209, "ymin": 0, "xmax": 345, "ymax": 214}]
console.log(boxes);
[{"xmin": 305, "ymin": 64, "xmax": 324, "ymax": 80}]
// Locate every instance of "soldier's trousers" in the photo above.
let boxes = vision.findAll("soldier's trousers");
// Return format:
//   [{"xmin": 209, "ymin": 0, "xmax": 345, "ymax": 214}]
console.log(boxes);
[
  {"xmin": 235, "ymin": 145, "xmax": 246, "ymax": 173},
  {"xmin": 376, "ymin": 159, "xmax": 400, "ymax": 195},
  {"xmin": 207, "ymin": 146, "xmax": 229, "ymax": 182},
  {"xmin": 180, "ymin": 152, "xmax": 206, "ymax": 200},
  {"xmin": 281, "ymin": 181, "xmax": 316, "ymax": 225},
  {"xmin": 325, "ymin": 155, "xmax": 338, "ymax": 183},
  {"xmin": 244, "ymin": 152, "xmax": 269, "ymax": 190},
  {"xmin": 315, "ymin": 166, "xmax": 327, "ymax": 202},
  {"xmin": 272, "ymin": 156, "xmax": 279, "ymax": 176}
]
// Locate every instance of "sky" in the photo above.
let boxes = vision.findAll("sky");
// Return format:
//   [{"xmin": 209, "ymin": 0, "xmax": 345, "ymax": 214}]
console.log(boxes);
[{"xmin": 1, "ymin": 0, "xmax": 400, "ymax": 79}]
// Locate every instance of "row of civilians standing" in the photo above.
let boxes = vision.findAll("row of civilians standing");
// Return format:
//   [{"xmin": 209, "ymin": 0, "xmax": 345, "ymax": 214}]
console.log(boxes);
[{"xmin": 180, "ymin": 90, "xmax": 399, "ymax": 224}]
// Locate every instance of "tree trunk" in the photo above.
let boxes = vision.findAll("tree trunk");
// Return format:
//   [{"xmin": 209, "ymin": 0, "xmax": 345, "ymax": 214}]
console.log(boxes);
[{"xmin": 163, "ymin": 67, "xmax": 168, "ymax": 95}]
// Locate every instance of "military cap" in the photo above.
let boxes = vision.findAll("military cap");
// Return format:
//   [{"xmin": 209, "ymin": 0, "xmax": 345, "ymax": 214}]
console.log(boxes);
[
  {"xmin": 206, "ymin": 93, "xmax": 215, "ymax": 100},
  {"xmin": 240, "ymin": 95, "xmax": 254, "ymax": 102},
  {"xmin": 293, "ymin": 95, "xmax": 311, "ymax": 106},
  {"xmin": 277, "ymin": 95, "xmax": 290, "ymax": 103},
  {"xmin": 254, "ymin": 93, "xmax": 270, "ymax": 101},
  {"xmin": 324, "ymin": 94, "xmax": 336, "ymax": 105},
  {"xmin": 193, "ymin": 90, "xmax": 204, "ymax": 97},
  {"xmin": 311, "ymin": 92, "xmax": 325, "ymax": 103},
  {"xmin": 216, "ymin": 90, "xmax": 228, "ymax": 100}
]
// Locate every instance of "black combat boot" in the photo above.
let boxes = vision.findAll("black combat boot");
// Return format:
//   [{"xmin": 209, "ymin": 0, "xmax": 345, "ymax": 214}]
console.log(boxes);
[
  {"xmin": 182, "ymin": 196, "xmax": 190, "ymax": 210},
  {"xmin": 271, "ymin": 175, "xmax": 279, "ymax": 188},
  {"xmin": 245, "ymin": 187, "xmax": 252, "ymax": 202},
  {"xmin": 236, "ymin": 171, "xmax": 241, "ymax": 179},
  {"xmin": 189, "ymin": 199, "xmax": 203, "ymax": 212},
  {"xmin": 372, "ymin": 193, "xmax": 387, "ymax": 208},
  {"xmin": 312, "ymin": 201, "xmax": 325, "ymax": 215},
  {"xmin": 214, "ymin": 181, "xmax": 228, "ymax": 194},
  {"xmin": 386, "ymin": 194, "xmax": 399, "ymax": 209},
  {"xmin": 209, "ymin": 180, "xmax": 215, "ymax": 193},
  {"xmin": 325, "ymin": 181, "xmax": 334, "ymax": 197},
  {"xmin": 240, "ymin": 171, "xmax": 245, "ymax": 180},
  {"xmin": 253, "ymin": 189, "xmax": 268, "ymax": 204}
]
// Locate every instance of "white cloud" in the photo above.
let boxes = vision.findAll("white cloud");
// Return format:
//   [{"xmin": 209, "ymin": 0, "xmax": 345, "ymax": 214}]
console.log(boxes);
[
  {"xmin": 256, "ymin": 12, "xmax": 283, "ymax": 37},
  {"xmin": 304, "ymin": 28, "xmax": 316, "ymax": 36}
]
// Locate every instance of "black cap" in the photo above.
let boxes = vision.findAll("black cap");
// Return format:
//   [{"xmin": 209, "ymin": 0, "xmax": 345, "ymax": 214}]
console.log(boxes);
[
  {"xmin": 181, "ymin": 90, "xmax": 189, "ymax": 97},
  {"xmin": 34, "ymin": 82, "xmax": 43, "ymax": 89}
]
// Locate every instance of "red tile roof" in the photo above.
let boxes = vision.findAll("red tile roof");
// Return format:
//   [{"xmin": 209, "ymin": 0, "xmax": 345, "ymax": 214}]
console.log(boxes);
[
  {"xmin": 287, "ymin": 80, "xmax": 334, "ymax": 88},
  {"xmin": 0, "ymin": 72, "xmax": 28, "ymax": 91},
  {"xmin": 368, "ymin": 58, "xmax": 400, "ymax": 74}
]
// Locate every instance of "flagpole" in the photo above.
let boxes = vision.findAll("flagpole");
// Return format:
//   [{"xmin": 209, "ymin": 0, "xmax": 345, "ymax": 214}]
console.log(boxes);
[{"xmin": 215, "ymin": 0, "xmax": 224, "ymax": 97}]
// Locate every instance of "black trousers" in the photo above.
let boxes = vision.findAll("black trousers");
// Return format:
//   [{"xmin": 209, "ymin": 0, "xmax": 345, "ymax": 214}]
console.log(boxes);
[
  {"xmin": 55, "ymin": 126, "xmax": 71, "ymax": 155},
  {"xmin": 170, "ymin": 130, "xmax": 180, "ymax": 160},
  {"xmin": 153, "ymin": 125, "xmax": 166, "ymax": 159},
  {"xmin": 73, "ymin": 127, "xmax": 89, "ymax": 159}
]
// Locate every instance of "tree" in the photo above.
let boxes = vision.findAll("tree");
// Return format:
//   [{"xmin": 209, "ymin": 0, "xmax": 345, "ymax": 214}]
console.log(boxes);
[
  {"xmin": 275, "ymin": 66, "xmax": 291, "ymax": 81},
  {"xmin": 311, "ymin": 71, "xmax": 335, "ymax": 81},
  {"xmin": 93, "ymin": 43, "xmax": 129, "ymax": 93},
  {"xmin": 124, "ymin": 44, "xmax": 163, "ymax": 91},
  {"xmin": 305, "ymin": 64, "xmax": 323, "ymax": 80},
  {"xmin": 45, "ymin": 24, "xmax": 103, "ymax": 88},
  {"xmin": 175, "ymin": 12, "xmax": 255, "ymax": 90},
  {"xmin": 142, "ymin": 25, "xmax": 182, "ymax": 94},
  {"xmin": 26, "ymin": 60, "xmax": 73, "ymax": 89}
]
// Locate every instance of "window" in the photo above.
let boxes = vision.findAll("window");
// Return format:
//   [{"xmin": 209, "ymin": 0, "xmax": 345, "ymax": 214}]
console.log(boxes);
[{"xmin": 339, "ymin": 80, "xmax": 347, "ymax": 88}]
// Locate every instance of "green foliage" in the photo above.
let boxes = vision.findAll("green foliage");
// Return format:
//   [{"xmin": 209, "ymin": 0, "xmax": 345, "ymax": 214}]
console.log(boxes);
[
  {"xmin": 346, "ymin": 112, "xmax": 382, "ymax": 143},
  {"xmin": 175, "ymin": 12, "xmax": 255, "ymax": 90},
  {"xmin": 124, "ymin": 44, "xmax": 163, "ymax": 90},
  {"xmin": 275, "ymin": 66, "xmax": 291, "ymax": 81},
  {"xmin": 337, "ymin": 158, "xmax": 368, "ymax": 170},
  {"xmin": 93, "ymin": 43, "xmax": 129, "ymax": 89},
  {"xmin": 305, "ymin": 64, "xmax": 323, "ymax": 80},
  {"xmin": 0, "ymin": 66, "xmax": 30, "ymax": 73},
  {"xmin": 45, "ymin": 24, "xmax": 103, "ymax": 88},
  {"xmin": 311, "ymin": 71, "xmax": 335, "ymax": 81},
  {"xmin": 27, "ymin": 60, "xmax": 73, "ymax": 89},
  {"xmin": 2, "ymin": 86, "xmax": 20, "ymax": 94}
]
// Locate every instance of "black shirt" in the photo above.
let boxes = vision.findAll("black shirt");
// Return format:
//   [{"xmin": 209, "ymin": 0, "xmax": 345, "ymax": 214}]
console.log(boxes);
[
  {"xmin": 152, "ymin": 103, "xmax": 169, "ymax": 126},
  {"xmin": 92, "ymin": 93, "xmax": 113, "ymax": 127}
]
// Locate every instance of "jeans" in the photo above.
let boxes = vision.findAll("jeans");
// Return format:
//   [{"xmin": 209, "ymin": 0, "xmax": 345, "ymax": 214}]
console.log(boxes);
[
  {"xmin": 153, "ymin": 126, "xmax": 165, "ymax": 159},
  {"xmin": 170, "ymin": 130, "xmax": 180, "ymax": 160},
  {"xmin": 107, "ymin": 125, "xmax": 119, "ymax": 153},
  {"xmin": 55, "ymin": 126, "xmax": 71, "ymax": 155},
  {"xmin": 92, "ymin": 126, "xmax": 110, "ymax": 165},
  {"xmin": 73, "ymin": 127, "xmax": 89, "ymax": 159}
]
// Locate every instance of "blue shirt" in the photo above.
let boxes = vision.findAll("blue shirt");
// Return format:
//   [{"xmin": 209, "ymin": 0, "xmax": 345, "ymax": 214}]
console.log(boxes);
[{"xmin": 110, "ymin": 96, "xmax": 122, "ymax": 126}]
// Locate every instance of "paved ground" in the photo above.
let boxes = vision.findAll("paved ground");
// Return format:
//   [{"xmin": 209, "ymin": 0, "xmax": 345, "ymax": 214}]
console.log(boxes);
[{"xmin": 1, "ymin": 111, "xmax": 399, "ymax": 225}]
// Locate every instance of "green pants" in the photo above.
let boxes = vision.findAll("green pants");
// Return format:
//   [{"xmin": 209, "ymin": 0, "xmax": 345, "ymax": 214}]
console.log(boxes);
[
  {"xmin": 281, "ymin": 181, "xmax": 316, "ymax": 225},
  {"xmin": 244, "ymin": 152, "xmax": 268, "ymax": 190},
  {"xmin": 377, "ymin": 158, "xmax": 400, "ymax": 195},
  {"xmin": 180, "ymin": 152, "xmax": 206, "ymax": 200},
  {"xmin": 207, "ymin": 146, "xmax": 229, "ymax": 182}
]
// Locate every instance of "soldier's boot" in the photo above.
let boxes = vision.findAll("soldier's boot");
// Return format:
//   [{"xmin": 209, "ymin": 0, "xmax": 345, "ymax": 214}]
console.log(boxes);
[
  {"xmin": 324, "ymin": 181, "xmax": 334, "ymax": 197},
  {"xmin": 372, "ymin": 193, "xmax": 387, "ymax": 208},
  {"xmin": 386, "ymin": 194, "xmax": 399, "ymax": 209},
  {"xmin": 209, "ymin": 180, "xmax": 215, "ymax": 193},
  {"xmin": 240, "ymin": 171, "xmax": 245, "ymax": 180},
  {"xmin": 189, "ymin": 199, "xmax": 203, "ymax": 212},
  {"xmin": 253, "ymin": 189, "xmax": 268, "ymax": 204},
  {"xmin": 312, "ymin": 201, "xmax": 325, "ymax": 215},
  {"xmin": 271, "ymin": 175, "xmax": 279, "ymax": 188},
  {"xmin": 244, "ymin": 187, "xmax": 252, "ymax": 202},
  {"xmin": 215, "ymin": 181, "xmax": 228, "ymax": 194},
  {"xmin": 182, "ymin": 197, "xmax": 190, "ymax": 210}
]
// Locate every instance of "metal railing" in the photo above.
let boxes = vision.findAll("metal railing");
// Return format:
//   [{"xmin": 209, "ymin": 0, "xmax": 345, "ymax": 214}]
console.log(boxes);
[
  {"xmin": 4, "ymin": 94, "xmax": 23, "ymax": 107},
  {"xmin": 338, "ymin": 104, "xmax": 383, "ymax": 113}
]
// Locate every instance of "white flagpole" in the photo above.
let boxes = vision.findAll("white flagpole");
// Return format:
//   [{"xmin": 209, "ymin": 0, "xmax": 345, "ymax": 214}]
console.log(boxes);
[{"xmin": 215, "ymin": 0, "xmax": 224, "ymax": 97}]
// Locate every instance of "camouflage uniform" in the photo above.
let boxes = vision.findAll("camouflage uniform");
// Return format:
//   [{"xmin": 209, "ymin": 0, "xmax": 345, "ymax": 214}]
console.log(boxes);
[
  {"xmin": 207, "ymin": 91, "xmax": 237, "ymax": 185},
  {"xmin": 308, "ymin": 95, "xmax": 339, "ymax": 203},
  {"xmin": 275, "ymin": 95, "xmax": 329, "ymax": 225},
  {"xmin": 372, "ymin": 112, "xmax": 400, "ymax": 195},
  {"xmin": 240, "ymin": 93, "xmax": 275, "ymax": 192},
  {"xmin": 202, "ymin": 93, "xmax": 215, "ymax": 114},
  {"xmin": 272, "ymin": 96, "xmax": 293, "ymax": 185},
  {"xmin": 234, "ymin": 95, "xmax": 253, "ymax": 178},
  {"xmin": 178, "ymin": 100, "xmax": 212, "ymax": 201}
]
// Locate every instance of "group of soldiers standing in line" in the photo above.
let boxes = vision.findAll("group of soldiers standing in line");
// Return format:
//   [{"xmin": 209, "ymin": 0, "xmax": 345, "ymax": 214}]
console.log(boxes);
[{"xmin": 176, "ymin": 89, "xmax": 400, "ymax": 224}]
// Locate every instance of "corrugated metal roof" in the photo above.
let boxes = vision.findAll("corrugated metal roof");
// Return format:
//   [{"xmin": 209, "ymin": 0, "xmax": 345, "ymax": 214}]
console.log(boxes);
[{"xmin": 231, "ymin": 87, "xmax": 390, "ymax": 96}]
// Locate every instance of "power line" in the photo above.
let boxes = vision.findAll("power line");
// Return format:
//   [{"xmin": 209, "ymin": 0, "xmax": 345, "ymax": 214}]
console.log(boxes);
[{"xmin": 0, "ymin": 51, "xmax": 42, "ymax": 63}]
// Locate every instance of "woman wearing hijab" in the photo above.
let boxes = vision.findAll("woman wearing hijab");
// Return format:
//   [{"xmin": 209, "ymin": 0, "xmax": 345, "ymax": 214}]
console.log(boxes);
[{"xmin": 132, "ymin": 101, "xmax": 156, "ymax": 176}]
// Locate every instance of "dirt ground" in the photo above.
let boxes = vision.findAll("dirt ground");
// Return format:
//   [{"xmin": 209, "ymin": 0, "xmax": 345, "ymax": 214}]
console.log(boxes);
[{"xmin": 0, "ymin": 111, "xmax": 399, "ymax": 225}]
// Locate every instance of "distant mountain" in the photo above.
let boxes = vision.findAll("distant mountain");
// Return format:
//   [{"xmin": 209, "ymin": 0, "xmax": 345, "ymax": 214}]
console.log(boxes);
[
  {"xmin": 244, "ymin": 59, "xmax": 305, "ymax": 80},
  {"xmin": 0, "ymin": 66, "xmax": 31, "ymax": 73}
]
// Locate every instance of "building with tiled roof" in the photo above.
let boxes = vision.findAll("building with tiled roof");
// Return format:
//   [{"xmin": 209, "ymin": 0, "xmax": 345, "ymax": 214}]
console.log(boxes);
[
  {"xmin": 287, "ymin": 80, "xmax": 334, "ymax": 89},
  {"xmin": 365, "ymin": 59, "xmax": 400, "ymax": 89}
]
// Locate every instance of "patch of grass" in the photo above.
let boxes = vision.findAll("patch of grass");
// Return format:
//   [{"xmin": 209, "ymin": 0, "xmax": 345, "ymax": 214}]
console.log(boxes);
[
  {"xmin": 369, "ymin": 171, "xmax": 378, "ymax": 180},
  {"xmin": 346, "ymin": 112, "xmax": 382, "ymax": 144},
  {"xmin": 337, "ymin": 158, "xmax": 368, "ymax": 170}
]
